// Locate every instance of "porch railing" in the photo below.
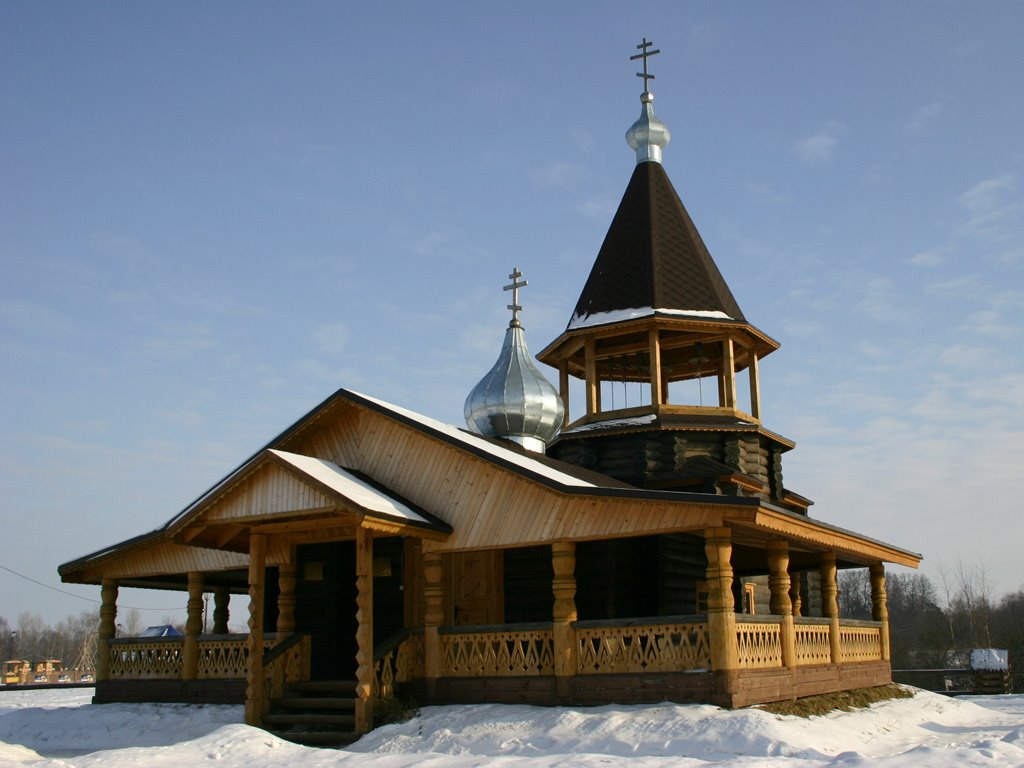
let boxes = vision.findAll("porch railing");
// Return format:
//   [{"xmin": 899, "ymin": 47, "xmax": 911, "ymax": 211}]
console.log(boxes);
[
  {"xmin": 793, "ymin": 617, "xmax": 832, "ymax": 665},
  {"xmin": 108, "ymin": 636, "xmax": 184, "ymax": 679},
  {"xmin": 106, "ymin": 615, "xmax": 883, "ymax": 685},
  {"xmin": 735, "ymin": 615, "xmax": 784, "ymax": 669},
  {"xmin": 439, "ymin": 622, "xmax": 554, "ymax": 677},
  {"xmin": 107, "ymin": 633, "xmax": 307, "ymax": 681},
  {"xmin": 373, "ymin": 629, "xmax": 424, "ymax": 699},
  {"xmin": 838, "ymin": 620, "xmax": 883, "ymax": 662},
  {"xmin": 575, "ymin": 616, "xmax": 711, "ymax": 674}
]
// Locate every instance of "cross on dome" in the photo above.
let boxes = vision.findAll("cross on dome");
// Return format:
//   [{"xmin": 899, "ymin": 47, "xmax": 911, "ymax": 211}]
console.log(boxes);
[
  {"xmin": 630, "ymin": 37, "xmax": 660, "ymax": 94},
  {"xmin": 504, "ymin": 267, "xmax": 528, "ymax": 327}
]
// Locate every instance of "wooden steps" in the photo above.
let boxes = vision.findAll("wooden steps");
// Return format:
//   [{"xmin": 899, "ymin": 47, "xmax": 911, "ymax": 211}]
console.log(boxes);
[{"xmin": 263, "ymin": 680, "xmax": 358, "ymax": 748}]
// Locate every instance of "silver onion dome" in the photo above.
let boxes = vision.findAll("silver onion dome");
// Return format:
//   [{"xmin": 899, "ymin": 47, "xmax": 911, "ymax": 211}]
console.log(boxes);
[
  {"xmin": 626, "ymin": 90, "xmax": 670, "ymax": 164},
  {"xmin": 465, "ymin": 268, "xmax": 564, "ymax": 453}
]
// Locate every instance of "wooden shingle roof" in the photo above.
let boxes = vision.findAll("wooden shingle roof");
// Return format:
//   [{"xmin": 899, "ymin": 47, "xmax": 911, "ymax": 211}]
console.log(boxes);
[{"xmin": 570, "ymin": 161, "xmax": 746, "ymax": 326}]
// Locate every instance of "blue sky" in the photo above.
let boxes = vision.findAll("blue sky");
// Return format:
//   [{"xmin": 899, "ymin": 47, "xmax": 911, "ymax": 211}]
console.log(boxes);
[{"xmin": 2, "ymin": 2, "xmax": 1022, "ymax": 625}]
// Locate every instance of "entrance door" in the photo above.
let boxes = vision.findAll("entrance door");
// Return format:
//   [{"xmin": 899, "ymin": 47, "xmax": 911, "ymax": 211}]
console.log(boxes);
[{"xmin": 295, "ymin": 542, "xmax": 357, "ymax": 680}]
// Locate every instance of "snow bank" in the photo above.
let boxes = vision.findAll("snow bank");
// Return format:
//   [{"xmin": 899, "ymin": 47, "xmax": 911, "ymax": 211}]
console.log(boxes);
[{"xmin": 0, "ymin": 687, "xmax": 1022, "ymax": 768}]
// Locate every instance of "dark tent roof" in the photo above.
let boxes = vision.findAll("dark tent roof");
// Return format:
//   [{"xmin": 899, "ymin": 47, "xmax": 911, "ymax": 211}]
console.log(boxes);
[{"xmin": 570, "ymin": 161, "xmax": 746, "ymax": 325}]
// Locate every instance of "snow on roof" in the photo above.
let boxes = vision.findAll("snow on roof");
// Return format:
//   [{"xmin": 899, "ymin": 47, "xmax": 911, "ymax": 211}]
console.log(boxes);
[
  {"xmin": 568, "ymin": 306, "xmax": 733, "ymax": 330},
  {"xmin": 268, "ymin": 449, "xmax": 431, "ymax": 524},
  {"xmin": 351, "ymin": 391, "xmax": 597, "ymax": 488},
  {"xmin": 970, "ymin": 648, "xmax": 1009, "ymax": 671},
  {"xmin": 561, "ymin": 414, "xmax": 659, "ymax": 434}
]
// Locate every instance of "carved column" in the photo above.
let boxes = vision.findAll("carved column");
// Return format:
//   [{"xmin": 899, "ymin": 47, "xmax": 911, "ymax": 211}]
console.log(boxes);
[
  {"xmin": 96, "ymin": 578, "xmax": 118, "ymax": 682},
  {"xmin": 277, "ymin": 557, "xmax": 297, "ymax": 635},
  {"xmin": 422, "ymin": 548, "xmax": 444, "ymax": 699},
  {"xmin": 789, "ymin": 572, "xmax": 803, "ymax": 618},
  {"xmin": 766, "ymin": 542, "xmax": 795, "ymax": 669},
  {"xmin": 551, "ymin": 542, "xmax": 577, "ymax": 698},
  {"xmin": 244, "ymin": 533, "xmax": 267, "ymax": 726},
  {"xmin": 212, "ymin": 587, "xmax": 230, "ymax": 634},
  {"xmin": 182, "ymin": 571, "xmax": 204, "ymax": 680},
  {"xmin": 704, "ymin": 527, "xmax": 739, "ymax": 690},
  {"xmin": 869, "ymin": 563, "xmax": 891, "ymax": 662},
  {"xmin": 354, "ymin": 527, "xmax": 374, "ymax": 734},
  {"xmin": 819, "ymin": 553, "xmax": 841, "ymax": 664}
]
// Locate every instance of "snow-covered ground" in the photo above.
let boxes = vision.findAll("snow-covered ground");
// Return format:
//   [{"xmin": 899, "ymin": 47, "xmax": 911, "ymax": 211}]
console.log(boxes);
[{"xmin": 1, "ymin": 686, "xmax": 1022, "ymax": 767}]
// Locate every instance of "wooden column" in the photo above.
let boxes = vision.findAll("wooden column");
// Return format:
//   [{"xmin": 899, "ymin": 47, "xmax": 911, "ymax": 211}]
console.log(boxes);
[
  {"xmin": 96, "ymin": 578, "xmax": 118, "ymax": 682},
  {"xmin": 819, "ymin": 553, "xmax": 841, "ymax": 664},
  {"xmin": 584, "ymin": 337, "xmax": 599, "ymax": 415},
  {"xmin": 422, "ymin": 548, "xmax": 444, "ymax": 699},
  {"xmin": 722, "ymin": 338, "xmax": 737, "ymax": 408},
  {"xmin": 648, "ymin": 329, "xmax": 663, "ymax": 409},
  {"xmin": 551, "ymin": 542, "xmax": 577, "ymax": 698},
  {"xmin": 704, "ymin": 528, "xmax": 739, "ymax": 676},
  {"xmin": 244, "ymin": 533, "xmax": 267, "ymax": 726},
  {"xmin": 748, "ymin": 351, "xmax": 761, "ymax": 420},
  {"xmin": 766, "ymin": 542, "xmax": 795, "ymax": 669},
  {"xmin": 870, "ymin": 563, "xmax": 891, "ymax": 662},
  {"xmin": 277, "ymin": 556, "xmax": 297, "ymax": 635},
  {"xmin": 212, "ymin": 587, "xmax": 230, "ymax": 634},
  {"xmin": 354, "ymin": 527, "xmax": 374, "ymax": 734},
  {"xmin": 789, "ymin": 572, "xmax": 803, "ymax": 618},
  {"xmin": 559, "ymin": 362, "xmax": 570, "ymax": 428},
  {"xmin": 182, "ymin": 571, "xmax": 204, "ymax": 680}
]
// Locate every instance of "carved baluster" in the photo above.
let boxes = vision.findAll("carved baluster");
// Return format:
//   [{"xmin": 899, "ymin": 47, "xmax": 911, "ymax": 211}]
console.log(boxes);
[
  {"xmin": 97, "ymin": 579, "xmax": 118, "ymax": 682},
  {"xmin": 789, "ymin": 571, "xmax": 803, "ymax": 618},
  {"xmin": 354, "ymin": 527, "xmax": 374, "ymax": 734},
  {"xmin": 423, "ymin": 548, "xmax": 444, "ymax": 697},
  {"xmin": 212, "ymin": 586, "xmax": 231, "ymax": 634},
  {"xmin": 704, "ymin": 526, "xmax": 739, "ymax": 700},
  {"xmin": 767, "ymin": 542, "xmax": 795, "ymax": 669},
  {"xmin": 819, "ymin": 553, "xmax": 841, "ymax": 664},
  {"xmin": 552, "ymin": 541, "xmax": 577, "ymax": 698},
  {"xmin": 870, "ymin": 563, "xmax": 890, "ymax": 662},
  {"xmin": 183, "ymin": 571, "xmax": 204, "ymax": 680}
]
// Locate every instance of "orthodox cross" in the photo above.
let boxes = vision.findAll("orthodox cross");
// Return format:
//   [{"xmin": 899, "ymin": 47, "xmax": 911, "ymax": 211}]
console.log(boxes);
[
  {"xmin": 504, "ymin": 267, "xmax": 528, "ymax": 327},
  {"xmin": 630, "ymin": 37, "xmax": 660, "ymax": 92}
]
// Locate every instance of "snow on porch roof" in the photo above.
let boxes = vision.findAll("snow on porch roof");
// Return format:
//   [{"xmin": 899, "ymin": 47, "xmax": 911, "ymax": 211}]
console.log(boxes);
[{"xmin": 267, "ymin": 449, "xmax": 438, "ymax": 527}]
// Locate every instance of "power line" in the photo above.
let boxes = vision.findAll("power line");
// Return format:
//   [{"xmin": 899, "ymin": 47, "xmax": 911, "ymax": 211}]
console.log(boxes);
[{"xmin": 0, "ymin": 564, "xmax": 180, "ymax": 611}]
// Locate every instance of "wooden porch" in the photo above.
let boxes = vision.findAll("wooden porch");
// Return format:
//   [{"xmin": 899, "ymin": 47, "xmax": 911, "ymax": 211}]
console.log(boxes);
[{"xmin": 90, "ymin": 525, "xmax": 895, "ymax": 735}]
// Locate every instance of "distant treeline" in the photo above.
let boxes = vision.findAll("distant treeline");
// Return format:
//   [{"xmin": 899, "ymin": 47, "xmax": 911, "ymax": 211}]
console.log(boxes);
[{"xmin": 839, "ymin": 564, "xmax": 1023, "ymax": 688}]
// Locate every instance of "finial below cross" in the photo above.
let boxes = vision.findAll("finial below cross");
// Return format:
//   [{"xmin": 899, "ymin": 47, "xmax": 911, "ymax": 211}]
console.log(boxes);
[
  {"xmin": 503, "ymin": 267, "xmax": 528, "ymax": 327},
  {"xmin": 630, "ymin": 37, "xmax": 660, "ymax": 93}
]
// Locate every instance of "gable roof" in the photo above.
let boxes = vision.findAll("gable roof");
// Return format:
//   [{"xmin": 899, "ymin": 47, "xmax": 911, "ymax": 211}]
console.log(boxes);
[
  {"xmin": 59, "ymin": 387, "xmax": 923, "ymax": 582},
  {"xmin": 569, "ymin": 161, "xmax": 746, "ymax": 329},
  {"xmin": 267, "ymin": 449, "xmax": 448, "ymax": 531}
]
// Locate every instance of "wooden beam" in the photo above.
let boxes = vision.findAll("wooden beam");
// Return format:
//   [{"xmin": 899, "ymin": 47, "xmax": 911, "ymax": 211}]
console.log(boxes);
[
  {"xmin": 748, "ymin": 351, "xmax": 761, "ymax": 420},
  {"xmin": 215, "ymin": 525, "xmax": 246, "ymax": 548},
  {"xmin": 648, "ymin": 329, "xmax": 663, "ymax": 408},
  {"xmin": 584, "ymin": 337, "xmax": 598, "ymax": 415},
  {"xmin": 722, "ymin": 338, "xmax": 737, "ymax": 408},
  {"xmin": 559, "ymin": 361, "xmax": 570, "ymax": 429},
  {"xmin": 180, "ymin": 526, "xmax": 206, "ymax": 544},
  {"xmin": 244, "ymin": 534, "xmax": 267, "ymax": 726}
]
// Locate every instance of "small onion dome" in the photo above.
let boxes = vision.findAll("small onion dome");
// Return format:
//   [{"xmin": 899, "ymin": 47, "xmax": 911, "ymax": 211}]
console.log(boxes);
[
  {"xmin": 464, "ymin": 323, "xmax": 564, "ymax": 453},
  {"xmin": 626, "ymin": 91, "xmax": 670, "ymax": 164}
]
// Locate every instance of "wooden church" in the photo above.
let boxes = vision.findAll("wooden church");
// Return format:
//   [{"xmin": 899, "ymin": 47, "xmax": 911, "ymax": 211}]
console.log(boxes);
[{"xmin": 59, "ymin": 42, "xmax": 920, "ymax": 745}]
